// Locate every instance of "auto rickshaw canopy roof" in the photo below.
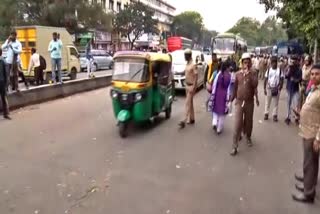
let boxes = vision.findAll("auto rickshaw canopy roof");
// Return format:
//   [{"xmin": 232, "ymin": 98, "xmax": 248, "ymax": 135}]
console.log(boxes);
[{"xmin": 114, "ymin": 51, "xmax": 172, "ymax": 62}]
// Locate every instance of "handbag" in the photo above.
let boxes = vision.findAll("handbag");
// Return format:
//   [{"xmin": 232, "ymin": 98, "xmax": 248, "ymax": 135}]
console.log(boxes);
[{"xmin": 271, "ymin": 87, "xmax": 279, "ymax": 97}]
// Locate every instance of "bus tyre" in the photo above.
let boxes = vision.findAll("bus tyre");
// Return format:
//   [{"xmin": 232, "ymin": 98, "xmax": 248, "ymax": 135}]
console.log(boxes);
[
  {"xmin": 70, "ymin": 68, "xmax": 77, "ymax": 80},
  {"xmin": 119, "ymin": 122, "xmax": 128, "ymax": 138},
  {"xmin": 165, "ymin": 104, "xmax": 172, "ymax": 119}
]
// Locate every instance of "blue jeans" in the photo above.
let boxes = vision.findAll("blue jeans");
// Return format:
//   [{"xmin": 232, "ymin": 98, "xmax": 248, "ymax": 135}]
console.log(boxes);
[
  {"xmin": 51, "ymin": 58, "xmax": 62, "ymax": 83},
  {"xmin": 286, "ymin": 90, "xmax": 299, "ymax": 119}
]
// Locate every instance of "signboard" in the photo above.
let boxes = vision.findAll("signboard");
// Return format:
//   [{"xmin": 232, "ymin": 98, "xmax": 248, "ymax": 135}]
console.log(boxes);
[{"xmin": 95, "ymin": 31, "xmax": 112, "ymax": 43}]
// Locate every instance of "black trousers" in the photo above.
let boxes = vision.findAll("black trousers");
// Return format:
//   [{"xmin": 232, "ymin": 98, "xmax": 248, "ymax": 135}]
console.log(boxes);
[
  {"xmin": 303, "ymin": 138, "xmax": 320, "ymax": 197},
  {"xmin": 0, "ymin": 83, "xmax": 9, "ymax": 116},
  {"xmin": 34, "ymin": 67, "xmax": 44, "ymax": 85}
]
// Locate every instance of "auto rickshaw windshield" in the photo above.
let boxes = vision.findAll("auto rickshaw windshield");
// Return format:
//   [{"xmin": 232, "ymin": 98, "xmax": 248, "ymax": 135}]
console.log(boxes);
[{"xmin": 112, "ymin": 58, "xmax": 149, "ymax": 82}]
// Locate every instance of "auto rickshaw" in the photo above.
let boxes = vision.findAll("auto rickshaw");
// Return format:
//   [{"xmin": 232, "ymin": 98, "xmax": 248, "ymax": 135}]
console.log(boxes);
[{"xmin": 110, "ymin": 51, "xmax": 174, "ymax": 138}]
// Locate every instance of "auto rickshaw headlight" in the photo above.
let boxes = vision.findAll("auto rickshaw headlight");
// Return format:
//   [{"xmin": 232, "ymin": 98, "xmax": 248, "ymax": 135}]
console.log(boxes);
[
  {"xmin": 135, "ymin": 93, "xmax": 142, "ymax": 102},
  {"xmin": 111, "ymin": 90, "xmax": 118, "ymax": 98}
]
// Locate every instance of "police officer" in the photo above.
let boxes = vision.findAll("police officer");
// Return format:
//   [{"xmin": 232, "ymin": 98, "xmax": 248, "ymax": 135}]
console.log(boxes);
[{"xmin": 179, "ymin": 49, "xmax": 198, "ymax": 129}]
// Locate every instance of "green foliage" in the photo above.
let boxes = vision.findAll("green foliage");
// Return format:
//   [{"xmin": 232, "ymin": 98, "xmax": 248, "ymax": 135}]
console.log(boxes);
[
  {"xmin": 0, "ymin": 0, "xmax": 113, "ymax": 40},
  {"xmin": 259, "ymin": 0, "xmax": 320, "ymax": 43},
  {"xmin": 227, "ymin": 16, "xmax": 287, "ymax": 46},
  {"xmin": 114, "ymin": 1, "xmax": 158, "ymax": 49},
  {"xmin": 201, "ymin": 29, "xmax": 218, "ymax": 48},
  {"xmin": 172, "ymin": 11, "xmax": 204, "ymax": 43}
]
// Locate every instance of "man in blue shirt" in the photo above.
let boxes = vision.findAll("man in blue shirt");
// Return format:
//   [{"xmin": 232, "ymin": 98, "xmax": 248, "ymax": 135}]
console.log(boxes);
[
  {"xmin": 1, "ymin": 31, "xmax": 22, "ymax": 92},
  {"xmin": 285, "ymin": 55, "xmax": 302, "ymax": 125},
  {"xmin": 48, "ymin": 32, "xmax": 63, "ymax": 84}
]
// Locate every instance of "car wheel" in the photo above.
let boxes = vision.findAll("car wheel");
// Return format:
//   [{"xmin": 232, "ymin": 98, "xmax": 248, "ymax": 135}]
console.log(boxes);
[
  {"xmin": 70, "ymin": 68, "xmax": 77, "ymax": 80},
  {"xmin": 93, "ymin": 63, "xmax": 98, "ymax": 72}
]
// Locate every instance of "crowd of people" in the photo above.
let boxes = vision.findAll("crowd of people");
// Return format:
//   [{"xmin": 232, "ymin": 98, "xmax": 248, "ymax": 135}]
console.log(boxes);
[{"xmin": 178, "ymin": 49, "xmax": 319, "ymax": 204}]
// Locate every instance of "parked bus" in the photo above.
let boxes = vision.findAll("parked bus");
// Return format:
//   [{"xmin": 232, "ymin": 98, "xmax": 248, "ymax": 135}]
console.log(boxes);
[
  {"xmin": 273, "ymin": 41, "xmax": 304, "ymax": 57},
  {"xmin": 167, "ymin": 36, "xmax": 192, "ymax": 52},
  {"xmin": 211, "ymin": 33, "xmax": 247, "ymax": 62}
]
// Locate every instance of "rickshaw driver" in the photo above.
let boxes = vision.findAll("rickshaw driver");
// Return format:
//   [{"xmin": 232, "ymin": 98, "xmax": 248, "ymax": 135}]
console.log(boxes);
[{"xmin": 179, "ymin": 49, "xmax": 198, "ymax": 129}]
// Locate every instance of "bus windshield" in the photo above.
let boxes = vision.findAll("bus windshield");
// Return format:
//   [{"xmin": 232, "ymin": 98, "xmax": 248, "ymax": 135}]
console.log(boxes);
[
  {"xmin": 214, "ymin": 38, "xmax": 235, "ymax": 52},
  {"xmin": 112, "ymin": 58, "xmax": 149, "ymax": 82}
]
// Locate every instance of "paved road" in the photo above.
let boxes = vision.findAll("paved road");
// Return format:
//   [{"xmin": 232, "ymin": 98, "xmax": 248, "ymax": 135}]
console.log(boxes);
[
  {"xmin": 17, "ymin": 69, "xmax": 112, "ymax": 91},
  {"xmin": 0, "ymin": 84, "xmax": 319, "ymax": 214}
]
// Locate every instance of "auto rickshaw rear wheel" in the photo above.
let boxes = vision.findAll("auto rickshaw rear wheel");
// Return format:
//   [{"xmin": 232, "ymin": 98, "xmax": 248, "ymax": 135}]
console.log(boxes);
[
  {"xmin": 119, "ymin": 122, "xmax": 128, "ymax": 138},
  {"xmin": 165, "ymin": 104, "xmax": 172, "ymax": 119}
]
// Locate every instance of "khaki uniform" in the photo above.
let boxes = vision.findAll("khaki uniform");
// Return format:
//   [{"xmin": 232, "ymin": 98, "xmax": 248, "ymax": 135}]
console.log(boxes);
[
  {"xmin": 232, "ymin": 70, "xmax": 258, "ymax": 148},
  {"xmin": 183, "ymin": 62, "xmax": 197, "ymax": 123},
  {"xmin": 300, "ymin": 64, "xmax": 313, "ymax": 109},
  {"xmin": 299, "ymin": 86, "xmax": 320, "ymax": 197}
]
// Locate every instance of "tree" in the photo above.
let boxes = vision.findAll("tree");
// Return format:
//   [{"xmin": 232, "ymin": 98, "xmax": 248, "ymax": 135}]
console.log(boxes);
[
  {"xmin": 114, "ymin": 1, "xmax": 158, "ymax": 50},
  {"xmin": 227, "ymin": 16, "xmax": 287, "ymax": 46},
  {"xmin": 259, "ymin": 0, "xmax": 320, "ymax": 59},
  {"xmin": 0, "ymin": 0, "xmax": 113, "ymax": 40},
  {"xmin": 172, "ymin": 11, "xmax": 204, "ymax": 44},
  {"xmin": 200, "ymin": 29, "xmax": 218, "ymax": 48}
]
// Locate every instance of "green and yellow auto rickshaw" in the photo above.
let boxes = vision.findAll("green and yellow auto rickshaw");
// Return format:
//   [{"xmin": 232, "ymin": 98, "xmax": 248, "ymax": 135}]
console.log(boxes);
[{"xmin": 110, "ymin": 51, "xmax": 174, "ymax": 138}]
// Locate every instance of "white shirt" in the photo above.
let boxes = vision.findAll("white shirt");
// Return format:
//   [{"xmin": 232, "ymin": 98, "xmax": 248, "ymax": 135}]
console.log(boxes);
[
  {"xmin": 1, "ymin": 39, "xmax": 22, "ymax": 64},
  {"xmin": 265, "ymin": 67, "xmax": 284, "ymax": 88},
  {"xmin": 28, "ymin": 53, "xmax": 41, "ymax": 73}
]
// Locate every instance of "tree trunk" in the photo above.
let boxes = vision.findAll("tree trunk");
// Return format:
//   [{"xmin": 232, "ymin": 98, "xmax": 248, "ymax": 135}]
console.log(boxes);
[{"xmin": 314, "ymin": 39, "xmax": 318, "ymax": 63}]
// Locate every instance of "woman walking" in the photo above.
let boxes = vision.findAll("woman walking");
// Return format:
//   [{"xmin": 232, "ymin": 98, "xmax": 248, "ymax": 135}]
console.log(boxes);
[{"xmin": 208, "ymin": 62, "xmax": 232, "ymax": 134}]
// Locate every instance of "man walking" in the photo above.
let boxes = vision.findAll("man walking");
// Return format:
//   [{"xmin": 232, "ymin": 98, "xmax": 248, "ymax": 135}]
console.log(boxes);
[
  {"xmin": 292, "ymin": 64, "xmax": 320, "ymax": 204},
  {"xmin": 85, "ymin": 40, "xmax": 94, "ymax": 78},
  {"xmin": 285, "ymin": 55, "xmax": 302, "ymax": 125},
  {"xmin": 179, "ymin": 49, "xmax": 198, "ymax": 129},
  {"xmin": 230, "ymin": 53, "xmax": 259, "ymax": 156},
  {"xmin": 48, "ymin": 32, "xmax": 63, "ymax": 84},
  {"xmin": 0, "ymin": 49, "xmax": 11, "ymax": 120},
  {"xmin": 1, "ymin": 31, "xmax": 22, "ymax": 92},
  {"xmin": 264, "ymin": 56, "xmax": 284, "ymax": 122}
]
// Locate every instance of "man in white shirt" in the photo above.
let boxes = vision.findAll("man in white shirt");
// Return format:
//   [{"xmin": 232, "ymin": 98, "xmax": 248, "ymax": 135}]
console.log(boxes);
[
  {"xmin": 28, "ymin": 48, "xmax": 44, "ymax": 85},
  {"xmin": 264, "ymin": 56, "xmax": 284, "ymax": 122},
  {"xmin": 1, "ymin": 31, "xmax": 22, "ymax": 91}
]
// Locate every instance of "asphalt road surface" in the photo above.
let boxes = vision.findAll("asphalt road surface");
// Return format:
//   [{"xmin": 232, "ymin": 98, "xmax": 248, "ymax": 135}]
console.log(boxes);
[{"xmin": 0, "ymin": 84, "xmax": 319, "ymax": 214}]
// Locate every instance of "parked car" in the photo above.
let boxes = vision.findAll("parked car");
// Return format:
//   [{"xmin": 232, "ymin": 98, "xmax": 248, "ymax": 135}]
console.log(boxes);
[
  {"xmin": 171, "ymin": 50, "xmax": 207, "ymax": 90},
  {"xmin": 80, "ymin": 49, "xmax": 113, "ymax": 72}
]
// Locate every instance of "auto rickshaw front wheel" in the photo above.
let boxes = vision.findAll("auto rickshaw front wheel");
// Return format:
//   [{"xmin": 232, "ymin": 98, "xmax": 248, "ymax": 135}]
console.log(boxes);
[
  {"xmin": 119, "ymin": 122, "xmax": 128, "ymax": 138},
  {"xmin": 165, "ymin": 104, "xmax": 172, "ymax": 119}
]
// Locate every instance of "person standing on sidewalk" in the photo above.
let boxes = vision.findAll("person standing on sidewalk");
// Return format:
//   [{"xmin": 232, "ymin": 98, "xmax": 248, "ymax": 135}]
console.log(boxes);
[
  {"xmin": 0, "ymin": 49, "xmax": 11, "ymax": 120},
  {"xmin": 85, "ymin": 40, "xmax": 95, "ymax": 78},
  {"xmin": 1, "ymin": 31, "xmax": 22, "ymax": 92},
  {"xmin": 48, "ymin": 32, "xmax": 63, "ymax": 84},
  {"xmin": 230, "ymin": 53, "xmax": 259, "ymax": 156},
  {"xmin": 179, "ymin": 49, "xmax": 198, "ymax": 129},
  {"xmin": 292, "ymin": 64, "xmax": 320, "ymax": 204},
  {"xmin": 28, "ymin": 48, "xmax": 44, "ymax": 86},
  {"xmin": 285, "ymin": 55, "xmax": 302, "ymax": 125},
  {"xmin": 264, "ymin": 56, "xmax": 284, "ymax": 122}
]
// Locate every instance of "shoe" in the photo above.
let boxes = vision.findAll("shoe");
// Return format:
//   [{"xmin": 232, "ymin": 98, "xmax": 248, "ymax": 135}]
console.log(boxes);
[
  {"xmin": 178, "ymin": 121, "xmax": 185, "ymax": 129},
  {"xmin": 213, "ymin": 125, "xmax": 217, "ymax": 131},
  {"xmin": 230, "ymin": 148, "xmax": 238, "ymax": 156},
  {"xmin": 295, "ymin": 173, "xmax": 304, "ymax": 182},
  {"xmin": 187, "ymin": 120, "xmax": 195, "ymax": 125},
  {"xmin": 4, "ymin": 115, "xmax": 12, "ymax": 120},
  {"xmin": 217, "ymin": 131, "xmax": 222, "ymax": 135},
  {"xmin": 247, "ymin": 138, "xmax": 253, "ymax": 147},
  {"xmin": 292, "ymin": 193, "xmax": 315, "ymax": 204},
  {"xmin": 295, "ymin": 183, "xmax": 304, "ymax": 192},
  {"xmin": 285, "ymin": 118, "xmax": 291, "ymax": 125},
  {"xmin": 273, "ymin": 116, "xmax": 278, "ymax": 122},
  {"xmin": 264, "ymin": 114, "xmax": 269, "ymax": 120}
]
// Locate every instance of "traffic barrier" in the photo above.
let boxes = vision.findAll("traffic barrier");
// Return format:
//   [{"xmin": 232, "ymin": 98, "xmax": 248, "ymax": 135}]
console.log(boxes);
[{"xmin": 0, "ymin": 75, "xmax": 112, "ymax": 111}]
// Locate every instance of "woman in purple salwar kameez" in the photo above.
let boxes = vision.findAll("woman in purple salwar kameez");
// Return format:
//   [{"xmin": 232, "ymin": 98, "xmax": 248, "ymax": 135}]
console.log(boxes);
[{"xmin": 208, "ymin": 62, "xmax": 232, "ymax": 134}]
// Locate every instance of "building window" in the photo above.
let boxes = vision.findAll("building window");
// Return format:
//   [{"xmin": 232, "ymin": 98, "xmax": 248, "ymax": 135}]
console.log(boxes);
[
  {"xmin": 117, "ymin": 2, "xmax": 121, "ymax": 11},
  {"xmin": 109, "ymin": 0, "xmax": 114, "ymax": 11}
]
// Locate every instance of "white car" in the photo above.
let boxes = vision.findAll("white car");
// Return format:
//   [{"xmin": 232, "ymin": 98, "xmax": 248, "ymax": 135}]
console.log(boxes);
[
  {"xmin": 80, "ymin": 50, "xmax": 113, "ymax": 72},
  {"xmin": 171, "ymin": 50, "xmax": 207, "ymax": 90}
]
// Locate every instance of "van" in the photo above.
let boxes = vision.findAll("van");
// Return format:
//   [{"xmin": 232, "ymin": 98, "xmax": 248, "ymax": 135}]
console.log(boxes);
[
  {"xmin": 15, "ymin": 26, "xmax": 80, "ymax": 82},
  {"xmin": 170, "ymin": 50, "xmax": 206, "ymax": 90}
]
